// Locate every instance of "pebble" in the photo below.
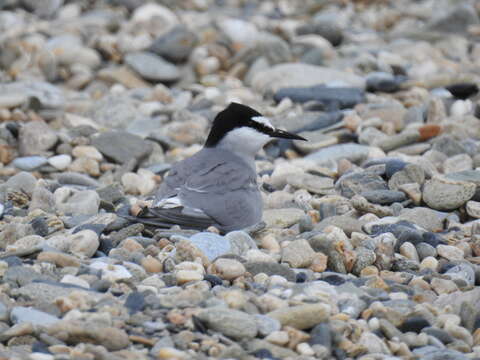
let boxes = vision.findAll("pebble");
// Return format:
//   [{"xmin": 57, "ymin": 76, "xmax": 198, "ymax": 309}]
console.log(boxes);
[
  {"xmin": 48, "ymin": 154, "xmax": 72, "ymax": 170},
  {"xmin": 69, "ymin": 229, "xmax": 99, "ymax": 258},
  {"xmin": 211, "ymin": 258, "xmax": 246, "ymax": 280},
  {"xmin": 268, "ymin": 303, "xmax": 330, "ymax": 330},
  {"xmin": 437, "ymin": 245, "xmax": 464, "ymax": 261},
  {"xmin": 12, "ymin": 156, "xmax": 48, "ymax": 171},
  {"xmin": 196, "ymin": 308, "xmax": 258, "ymax": 340},
  {"xmin": 423, "ymin": 175, "xmax": 476, "ymax": 210},
  {"xmin": 263, "ymin": 208, "xmax": 304, "ymax": 228},
  {"xmin": 125, "ymin": 51, "xmax": 180, "ymax": 82},
  {"xmin": 281, "ymin": 239, "xmax": 316, "ymax": 268}
]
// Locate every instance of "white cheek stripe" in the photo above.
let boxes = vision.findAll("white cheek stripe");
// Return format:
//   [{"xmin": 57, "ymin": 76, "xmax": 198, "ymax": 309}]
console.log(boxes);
[{"xmin": 252, "ymin": 116, "xmax": 274, "ymax": 130}]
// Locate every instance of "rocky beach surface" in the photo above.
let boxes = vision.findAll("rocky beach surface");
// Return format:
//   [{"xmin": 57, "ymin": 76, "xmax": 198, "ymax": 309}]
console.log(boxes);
[{"xmin": 0, "ymin": 0, "xmax": 480, "ymax": 359}]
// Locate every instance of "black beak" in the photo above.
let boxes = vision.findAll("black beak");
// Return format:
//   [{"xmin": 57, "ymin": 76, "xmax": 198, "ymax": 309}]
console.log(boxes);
[{"xmin": 270, "ymin": 128, "xmax": 307, "ymax": 141}]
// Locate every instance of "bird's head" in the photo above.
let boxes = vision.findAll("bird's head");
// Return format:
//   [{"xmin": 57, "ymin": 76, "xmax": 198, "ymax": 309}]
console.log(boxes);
[{"xmin": 205, "ymin": 102, "xmax": 306, "ymax": 154}]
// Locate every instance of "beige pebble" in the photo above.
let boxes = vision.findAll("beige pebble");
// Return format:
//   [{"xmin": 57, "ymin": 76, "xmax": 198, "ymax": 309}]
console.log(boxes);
[
  {"xmin": 122, "ymin": 238, "xmax": 144, "ymax": 252},
  {"xmin": 265, "ymin": 330, "xmax": 289, "ymax": 345},
  {"xmin": 69, "ymin": 230, "xmax": 99, "ymax": 258},
  {"xmin": 141, "ymin": 255, "xmax": 163, "ymax": 273},
  {"xmin": 37, "ymin": 252, "xmax": 81, "ymax": 267},
  {"xmin": 72, "ymin": 145, "xmax": 103, "ymax": 161},
  {"xmin": 310, "ymin": 252, "xmax": 328, "ymax": 272},
  {"xmin": 211, "ymin": 258, "xmax": 246, "ymax": 280},
  {"xmin": 297, "ymin": 342, "xmax": 315, "ymax": 356},
  {"xmin": 175, "ymin": 270, "xmax": 203, "ymax": 284},
  {"xmin": 360, "ymin": 265, "xmax": 379, "ymax": 277},
  {"xmin": 260, "ymin": 234, "xmax": 281, "ymax": 253},
  {"xmin": 419, "ymin": 256, "xmax": 438, "ymax": 271}
]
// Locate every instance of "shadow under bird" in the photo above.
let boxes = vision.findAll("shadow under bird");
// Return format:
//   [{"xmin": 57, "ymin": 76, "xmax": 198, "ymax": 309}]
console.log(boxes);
[{"xmin": 123, "ymin": 102, "xmax": 307, "ymax": 232}]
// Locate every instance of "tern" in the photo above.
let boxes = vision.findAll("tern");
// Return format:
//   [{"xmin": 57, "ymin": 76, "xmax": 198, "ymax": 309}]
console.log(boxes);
[{"xmin": 125, "ymin": 102, "xmax": 306, "ymax": 232}]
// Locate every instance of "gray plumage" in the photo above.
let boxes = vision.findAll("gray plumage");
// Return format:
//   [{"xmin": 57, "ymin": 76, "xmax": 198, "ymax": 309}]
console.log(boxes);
[{"xmin": 124, "ymin": 102, "xmax": 306, "ymax": 232}]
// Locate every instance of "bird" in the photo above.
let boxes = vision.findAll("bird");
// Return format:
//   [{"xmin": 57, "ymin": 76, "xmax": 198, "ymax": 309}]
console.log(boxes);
[{"xmin": 124, "ymin": 102, "xmax": 307, "ymax": 232}]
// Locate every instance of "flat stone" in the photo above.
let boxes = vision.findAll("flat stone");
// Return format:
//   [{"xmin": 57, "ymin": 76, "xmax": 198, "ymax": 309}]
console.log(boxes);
[
  {"xmin": 398, "ymin": 207, "xmax": 448, "ymax": 232},
  {"xmin": 244, "ymin": 262, "xmax": 296, "ymax": 282},
  {"xmin": 91, "ymin": 130, "xmax": 153, "ymax": 164},
  {"xmin": 55, "ymin": 189, "xmax": 100, "ymax": 216},
  {"xmin": 423, "ymin": 175, "xmax": 475, "ymax": 210},
  {"xmin": 281, "ymin": 239, "xmax": 316, "ymax": 268},
  {"xmin": 306, "ymin": 143, "xmax": 371, "ymax": 166},
  {"xmin": 10, "ymin": 306, "xmax": 59, "ymax": 326},
  {"xmin": 196, "ymin": 308, "xmax": 257, "ymax": 340},
  {"xmin": 437, "ymin": 245, "xmax": 464, "ymax": 261},
  {"xmin": 287, "ymin": 173, "xmax": 334, "ymax": 195},
  {"xmin": 360, "ymin": 190, "xmax": 406, "ymax": 205},
  {"xmin": 12, "ymin": 156, "xmax": 48, "ymax": 171},
  {"xmin": 185, "ymin": 232, "xmax": 231, "ymax": 262},
  {"xmin": 0, "ymin": 81, "xmax": 64, "ymax": 109},
  {"xmin": 267, "ymin": 303, "xmax": 330, "ymax": 330},
  {"xmin": 252, "ymin": 63, "xmax": 366, "ymax": 95},
  {"xmin": 125, "ymin": 51, "xmax": 180, "ymax": 82},
  {"xmin": 263, "ymin": 208, "xmax": 304, "ymax": 228},
  {"xmin": 274, "ymin": 85, "xmax": 365, "ymax": 110},
  {"xmin": 335, "ymin": 171, "xmax": 388, "ymax": 199},
  {"xmin": 47, "ymin": 320, "xmax": 130, "ymax": 351}
]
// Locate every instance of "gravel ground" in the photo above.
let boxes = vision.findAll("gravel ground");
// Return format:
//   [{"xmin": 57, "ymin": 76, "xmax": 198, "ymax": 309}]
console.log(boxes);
[{"xmin": 0, "ymin": 0, "xmax": 480, "ymax": 359}]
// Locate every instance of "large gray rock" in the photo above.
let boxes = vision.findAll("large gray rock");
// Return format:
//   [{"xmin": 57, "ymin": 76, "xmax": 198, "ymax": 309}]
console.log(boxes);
[
  {"xmin": 91, "ymin": 131, "xmax": 152, "ymax": 164},
  {"xmin": 423, "ymin": 175, "xmax": 475, "ymax": 211},
  {"xmin": 251, "ymin": 63, "xmax": 365, "ymax": 95}
]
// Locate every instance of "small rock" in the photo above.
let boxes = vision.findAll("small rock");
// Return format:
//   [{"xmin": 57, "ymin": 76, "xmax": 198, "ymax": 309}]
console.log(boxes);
[
  {"xmin": 125, "ymin": 51, "xmax": 180, "ymax": 82},
  {"xmin": 10, "ymin": 306, "xmax": 59, "ymax": 326},
  {"xmin": 437, "ymin": 245, "xmax": 464, "ymax": 261},
  {"xmin": 196, "ymin": 308, "xmax": 257, "ymax": 340},
  {"xmin": 268, "ymin": 303, "xmax": 330, "ymax": 330},
  {"xmin": 274, "ymin": 85, "xmax": 365, "ymax": 110},
  {"xmin": 211, "ymin": 258, "xmax": 246, "ymax": 280},
  {"xmin": 91, "ymin": 131, "xmax": 152, "ymax": 164},
  {"xmin": 19, "ymin": 121, "xmax": 57, "ymax": 156},
  {"xmin": 466, "ymin": 201, "xmax": 480, "ymax": 218},
  {"xmin": 252, "ymin": 63, "xmax": 365, "ymax": 95},
  {"xmin": 263, "ymin": 208, "xmax": 304, "ymax": 228},
  {"xmin": 183, "ymin": 232, "xmax": 231, "ymax": 262},
  {"xmin": 47, "ymin": 320, "xmax": 130, "ymax": 351},
  {"xmin": 12, "ymin": 156, "xmax": 48, "ymax": 171},
  {"xmin": 366, "ymin": 72, "xmax": 399, "ymax": 93},
  {"xmin": 420, "ymin": 256, "xmax": 438, "ymax": 271},
  {"xmin": 281, "ymin": 239, "xmax": 315, "ymax": 268},
  {"xmin": 423, "ymin": 175, "xmax": 475, "ymax": 211},
  {"xmin": 360, "ymin": 190, "xmax": 406, "ymax": 205},
  {"xmin": 149, "ymin": 25, "xmax": 197, "ymax": 63},
  {"xmin": 69, "ymin": 230, "xmax": 99, "ymax": 258},
  {"xmin": 48, "ymin": 154, "xmax": 72, "ymax": 170},
  {"xmin": 431, "ymin": 277, "xmax": 459, "ymax": 295},
  {"xmin": 55, "ymin": 188, "xmax": 100, "ymax": 216},
  {"xmin": 141, "ymin": 255, "xmax": 163, "ymax": 273},
  {"xmin": 71, "ymin": 145, "xmax": 103, "ymax": 161}
]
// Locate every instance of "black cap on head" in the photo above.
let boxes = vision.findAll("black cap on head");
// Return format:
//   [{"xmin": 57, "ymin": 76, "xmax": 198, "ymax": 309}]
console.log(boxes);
[
  {"xmin": 205, "ymin": 102, "xmax": 307, "ymax": 148},
  {"xmin": 205, "ymin": 102, "xmax": 262, "ymax": 147}
]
